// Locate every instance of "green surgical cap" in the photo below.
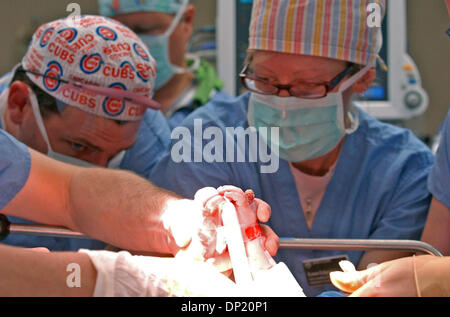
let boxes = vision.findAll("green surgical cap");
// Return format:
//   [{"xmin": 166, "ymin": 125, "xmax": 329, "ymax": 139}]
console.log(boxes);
[{"xmin": 98, "ymin": 0, "xmax": 187, "ymax": 16}]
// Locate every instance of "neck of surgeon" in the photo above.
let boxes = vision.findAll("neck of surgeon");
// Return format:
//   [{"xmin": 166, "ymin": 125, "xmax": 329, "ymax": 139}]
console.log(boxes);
[
  {"xmin": 2, "ymin": 103, "xmax": 19, "ymax": 138},
  {"xmin": 154, "ymin": 70, "xmax": 195, "ymax": 115},
  {"xmin": 292, "ymin": 137, "xmax": 345, "ymax": 176}
]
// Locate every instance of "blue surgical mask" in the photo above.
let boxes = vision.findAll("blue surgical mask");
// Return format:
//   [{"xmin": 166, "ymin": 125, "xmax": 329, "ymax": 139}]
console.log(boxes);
[
  {"xmin": 247, "ymin": 64, "xmax": 372, "ymax": 162},
  {"xmin": 28, "ymin": 87, "xmax": 125, "ymax": 169},
  {"xmin": 138, "ymin": 1, "xmax": 189, "ymax": 90}
]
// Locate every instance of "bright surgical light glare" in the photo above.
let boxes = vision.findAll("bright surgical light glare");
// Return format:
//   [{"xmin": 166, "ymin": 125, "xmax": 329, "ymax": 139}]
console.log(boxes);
[{"xmin": 161, "ymin": 198, "xmax": 203, "ymax": 249}]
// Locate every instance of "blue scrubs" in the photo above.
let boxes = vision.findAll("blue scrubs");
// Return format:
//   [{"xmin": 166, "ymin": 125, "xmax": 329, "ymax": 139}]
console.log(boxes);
[
  {"xmin": 150, "ymin": 92, "xmax": 434, "ymax": 296},
  {"xmin": 167, "ymin": 91, "xmax": 232, "ymax": 130},
  {"xmin": 428, "ymin": 110, "xmax": 450, "ymax": 208},
  {"xmin": 120, "ymin": 109, "xmax": 171, "ymax": 179},
  {"xmin": 0, "ymin": 130, "xmax": 30, "ymax": 210},
  {"xmin": 0, "ymin": 84, "xmax": 171, "ymax": 251}
]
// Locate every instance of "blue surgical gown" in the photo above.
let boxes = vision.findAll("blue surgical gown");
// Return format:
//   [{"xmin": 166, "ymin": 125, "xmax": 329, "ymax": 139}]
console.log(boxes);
[
  {"xmin": 167, "ymin": 91, "xmax": 232, "ymax": 130},
  {"xmin": 428, "ymin": 110, "xmax": 450, "ymax": 209},
  {"xmin": 150, "ymin": 92, "xmax": 434, "ymax": 296},
  {"xmin": 0, "ymin": 129, "xmax": 30, "ymax": 210},
  {"xmin": 0, "ymin": 83, "xmax": 171, "ymax": 251}
]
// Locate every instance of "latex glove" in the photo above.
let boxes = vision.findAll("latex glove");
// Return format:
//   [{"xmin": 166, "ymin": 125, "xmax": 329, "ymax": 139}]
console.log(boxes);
[
  {"xmin": 172, "ymin": 187, "xmax": 230, "ymax": 272},
  {"xmin": 161, "ymin": 187, "xmax": 237, "ymax": 257},
  {"xmin": 165, "ymin": 187, "xmax": 249, "ymax": 264},
  {"xmin": 81, "ymin": 249, "xmax": 240, "ymax": 297},
  {"xmin": 329, "ymin": 256, "xmax": 450, "ymax": 297}
]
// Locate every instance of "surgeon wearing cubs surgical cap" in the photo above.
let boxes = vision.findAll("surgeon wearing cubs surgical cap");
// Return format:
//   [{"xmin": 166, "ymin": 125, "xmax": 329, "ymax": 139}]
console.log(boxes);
[
  {"xmin": 98, "ymin": 0, "xmax": 231, "ymax": 129},
  {"xmin": 150, "ymin": 0, "xmax": 435, "ymax": 296},
  {"xmin": 0, "ymin": 16, "xmax": 171, "ymax": 252}
]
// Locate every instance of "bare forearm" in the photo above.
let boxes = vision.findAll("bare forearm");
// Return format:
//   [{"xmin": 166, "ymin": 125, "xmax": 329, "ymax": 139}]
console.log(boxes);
[
  {"xmin": 4, "ymin": 150, "xmax": 182, "ymax": 255},
  {"xmin": 358, "ymin": 250, "xmax": 413, "ymax": 270},
  {"xmin": 68, "ymin": 168, "xmax": 181, "ymax": 254},
  {"xmin": 0, "ymin": 245, "xmax": 96, "ymax": 296},
  {"xmin": 421, "ymin": 197, "xmax": 450, "ymax": 256}
]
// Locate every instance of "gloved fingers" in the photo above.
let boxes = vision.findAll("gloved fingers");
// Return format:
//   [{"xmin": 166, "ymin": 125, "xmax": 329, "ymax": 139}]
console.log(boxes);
[
  {"xmin": 348, "ymin": 279, "xmax": 381, "ymax": 297},
  {"xmin": 191, "ymin": 187, "xmax": 224, "ymax": 257},
  {"xmin": 253, "ymin": 198, "xmax": 271, "ymax": 223},
  {"xmin": 197, "ymin": 226, "xmax": 219, "ymax": 259},
  {"xmin": 218, "ymin": 187, "xmax": 257, "ymax": 216},
  {"xmin": 207, "ymin": 252, "xmax": 232, "ymax": 273},
  {"xmin": 220, "ymin": 189, "xmax": 259, "ymax": 230},
  {"xmin": 194, "ymin": 187, "xmax": 219, "ymax": 204},
  {"xmin": 198, "ymin": 203, "xmax": 227, "ymax": 259},
  {"xmin": 221, "ymin": 190, "xmax": 248, "ymax": 208},
  {"xmin": 329, "ymin": 262, "xmax": 380, "ymax": 294},
  {"xmin": 339, "ymin": 260, "xmax": 356, "ymax": 272},
  {"xmin": 194, "ymin": 187, "xmax": 222, "ymax": 215},
  {"xmin": 244, "ymin": 189, "xmax": 255, "ymax": 203},
  {"xmin": 185, "ymin": 187, "xmax": 248, "ymax": 263},
  {"xmin": 215, "ymin": 225, "xmax": 227, "ymax": 254},
  {"xmin": 260, "ymin": 224, "xmax": 279, "ymax": 257},
  {"xmin": 195, "ymin": 187, "xmax": 230, "ymax": 221},
  {"xmin": 204, "ymin": 195, "xmax": 226, "ymax": 219},
  {"xmin": 219, "ymin": 187, "xmax": 257, "ymax": 208},
  {"xmin": 218, "ymin": 187, "xmax": 256, "ymax": 206},
  {"xmin": 329, "ymin": 271, "xmax": 365, "ymax": 293},
  {"xmin": 220, "ymin": 188, "xmax": 271, "ymax": 223},
  {"xmin": 217, "ymin": 185, "xmax": 245, "ymax": 196},
  {"xmin": 176, "ymin": 242, "xmax": 208, "ymax": 263}
]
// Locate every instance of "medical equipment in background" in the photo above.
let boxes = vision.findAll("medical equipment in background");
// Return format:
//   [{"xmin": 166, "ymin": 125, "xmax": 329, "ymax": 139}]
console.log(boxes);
[
  {"xmin": 0, "ymin": 214, "xmax": 442, "ymax": 257},
  {"xmin": 188, "ymin": 25, "xmax": 217, "ymax": 63},
  {"xmin": 217, "ymin": 0, "xmax": 429, "ymax": 121}
]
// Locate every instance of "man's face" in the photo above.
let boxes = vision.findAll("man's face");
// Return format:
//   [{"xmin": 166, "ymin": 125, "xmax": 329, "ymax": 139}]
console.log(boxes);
[
  {"xmin": 112, "ymin": 10, "xmax": 193, "ymax": 68},
  {"xmin": 21, "ymin": 104, "xmax": 141, "ymax": 167}
]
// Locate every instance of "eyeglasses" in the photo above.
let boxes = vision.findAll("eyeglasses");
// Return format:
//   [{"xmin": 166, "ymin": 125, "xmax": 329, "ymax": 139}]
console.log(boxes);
[
  {"xmin": 239, "ymin": 63, "xmax": 358, "ymax": 99},
  {"xmin": 18, "ymin": 68, "xmax": 161, "ymax": 110}
]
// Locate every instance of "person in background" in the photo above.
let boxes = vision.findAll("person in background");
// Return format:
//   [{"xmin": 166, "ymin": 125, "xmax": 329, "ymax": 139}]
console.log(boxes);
[
  {"xmin": 330, "ymin": 111, "xmax": 450, "ymax": 297},
  {"xmin": 98, "ymin": 0, "xmax": 231, "ymax": 129},
  {"xmin": 149, "ymin": 0, "xmax": 435, "ymax": 296},
  {"xmin": 322, "ymin": 112, "xmax": 449, "ymax": 298},
  {"xmin": 420, "ymin": 110, "xmax": 450, "ymax": 256},
  {"xmin": 420, "ymin": 0, "xmax": 450, "ymax": 257},
  {"xmin": 329, "ymin": 0, "xmax": 450, "ymax": 297},
  {"xmin": 0, "ymin": 15, "xmax": 170, "ymax": 251}
]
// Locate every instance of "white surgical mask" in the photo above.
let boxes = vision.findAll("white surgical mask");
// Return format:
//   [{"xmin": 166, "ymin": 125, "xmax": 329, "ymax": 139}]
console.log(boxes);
[
  {"xmin": 27, "ymin": 87, "xmax": 125, "ymax": 168},
  {"xmin": 247, "ymin": 63, "xmax": 372, "ymax": 162}
]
